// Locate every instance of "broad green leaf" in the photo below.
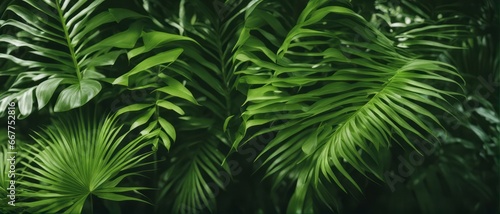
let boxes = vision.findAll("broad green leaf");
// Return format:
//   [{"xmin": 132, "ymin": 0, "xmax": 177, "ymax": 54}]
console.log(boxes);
[
  {"xmin": 109, "ymin": 8, "xmax": 147, "ymax": 22},
  {"xmin": 156, "ymin": 100, "xmax": 185, "ymax": 115},
  {"xmin": 80, "ymin": 22, "xmax": 143, "ymax": 56},
  {"xmin": 35, "ymin": 78, "xmax": 64, "ymax": 109},
  {"xmin": 143, "ymin": 31, "xmax": 197, "ymax": 52},
  {"xmin": 158, "ymin": 117, "xmax": 176, "ymax": 141},
  {"xmin": 113, "ymin": 48, "xmax": 184, "ymax": 86},
  {"xmin": 130, "ymin": 108, "xmax": 155, "ymax": 130},
  {"xmin": 54, "ymin": 80, "xmax": 101, "ymax": 112},
  {"xmin": 116, "ymin": 103, "xmax": 154, "ymax": 116},
  {"xmin": 156, "ymin": 77, "xmax": 198, "ymax": 104},
  {"xmin": 18, "ymin": 87, "xmax": 35, "ymax": 116}
]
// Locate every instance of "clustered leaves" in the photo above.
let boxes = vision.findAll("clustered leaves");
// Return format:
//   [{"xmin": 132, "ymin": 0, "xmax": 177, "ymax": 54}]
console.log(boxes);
[
  {"xmin": 0, "ymin": 0, "xmax": 144, "ymax": 116},
  {"xmin": 0, "ymin": 0, "xmax": 496, "ymax": 213},
  {"xmin": 232, "ymin": 0, "xmax": 463, "ymax": 210},
  {"xmin": 20, "ymin": 111, "xmax": 154, "ymax": 213}
]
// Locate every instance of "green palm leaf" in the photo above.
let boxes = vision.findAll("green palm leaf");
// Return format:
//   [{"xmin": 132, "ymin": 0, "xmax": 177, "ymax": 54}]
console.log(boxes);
[
  {"xmin": 140, "ymin": 0, "xmax": 259, "ymax": 211},
  {"xmin": 233, "ymin": 0, "xmax": 463, "ymax": 211},
  {"xmin": 369, "ymin": 0, "xmax": 470, "ymax": 58},
  {"xmin": 0, "ymin": 0, "xmax": 144, "ymax": 117},
  {"xmin": 18, "ymin": 111, "xmax": 153, "ymax": 213},
  {"xmin": 157, "ymin": 137, "xmax": 230, "ymax": 214},
  {"xmin": 112, "ymin": 30, "xmax": 198, "ymax": 151}
]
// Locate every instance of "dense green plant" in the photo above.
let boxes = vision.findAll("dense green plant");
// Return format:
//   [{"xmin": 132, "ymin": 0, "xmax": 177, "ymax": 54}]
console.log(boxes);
[
  {"xmin": 112, "ymin": 30, "xmax": 199, "ymax": 152},
  {"xmin": 0, "ymin": 0, "xmax": 497, "ymax": 213},
  {"xmin": 230, "ymin": 0, "xmax": 465, "ymax": 212},
  {"xmin": 0, "ymin": 0, "xmax": 144, "ymax": 116},
  {"xmin": 345, "ymin": 0, "xmax": 499, "ymax": 213},
  {"xmin": 19, "ymin": 110, "xmax": 153, "ymax": 213},
  {"xmin": 117, "ymin": 0, "xmax": 465, "ymax": 212},
  {"xmin": 132, "ymin": 0, "xmax": 259, "ymax": 212}
]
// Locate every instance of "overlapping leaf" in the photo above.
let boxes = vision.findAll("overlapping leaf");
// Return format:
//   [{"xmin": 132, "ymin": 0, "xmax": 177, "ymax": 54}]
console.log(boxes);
[
  {"xmin": 370, "ymin": 0, "xmax": 470, "ymax": 58},
  {"xmin": 233, "ymin": 0, "xmax": 463, "ymax": 212},
  {"xmin": 19, "ymin": 112, "xmax": 153, "ymax": 213},
  {"xmin": 113, "ymin": 31, "xmax": 198, "ymax": 151},
  {"xmin": 0, "ymin": 0, "xmax": 145, "ymax": 117},
  {"xmin": 140, "ymin": 0, "xmax": 260, "ymax": 211},
  {"xmin": 157, "ymin": 138, "xmax": 230, "ymax": 214}
]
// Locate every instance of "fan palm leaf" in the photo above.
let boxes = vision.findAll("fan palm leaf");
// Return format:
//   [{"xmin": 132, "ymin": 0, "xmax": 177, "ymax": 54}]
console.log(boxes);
[{"xmin": 18, "ymin": 111, "xmax": 154, "ymax": 213}]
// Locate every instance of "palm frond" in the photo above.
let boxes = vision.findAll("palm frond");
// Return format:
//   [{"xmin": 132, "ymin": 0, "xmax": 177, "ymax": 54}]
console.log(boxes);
[
  {"xmin": 113, "ymin": 30, "xmax": 198, "ymax": 151},
  {"xmin": 232, "ymin": 0, "xmax": 463, "ymax": 211},
  {"xmin": 145, "ymin": 0, "xmax": 262, "ymax": 135},
  {"xmin": 369, "ymin": 0, "xmax": 470, "ymax": 58},
  {"xmin": 140, "ymin": 0, "xmax": 261, "ymax": 211},
  {"xmin": 157, "ymin": 136, "xmax": 230, "ymax": 214},
  {"xmin": 0, "ymin": 0, "xmax": 145, "ymax": 117},
  {"xmin": 18, "ymin": 111, "xmax": 153, "ymax": 213}
]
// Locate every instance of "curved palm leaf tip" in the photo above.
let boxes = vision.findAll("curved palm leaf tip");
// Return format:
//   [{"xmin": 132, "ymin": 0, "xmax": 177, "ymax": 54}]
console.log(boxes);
[
  {"xmin": 0, "ymin": 0, "xmax": 144, "ymax": 117},
  {"xmin": 233, "ymin": 0, "xmax": 463, "ymax": 211},
  {"xmin": 18, "ymin": 112, "xmax": 153, "ymax": 213}
]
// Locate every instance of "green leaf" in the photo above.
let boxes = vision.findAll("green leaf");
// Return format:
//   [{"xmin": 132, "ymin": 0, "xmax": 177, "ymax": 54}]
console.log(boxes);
[
  {"xmin": 158, "ymin": 117, "xmax": 176, "ymax": 141},
  {"xmin": 113, "ymin": 48, "xmax": 184, "ymax": 86},
  {"xmin": 20, "ymin": 112, "xmax": 151, "ymax": 213},
  {"xmin": 301, "ymin": 129, "xmax": 319, "ymax": 155},
  {"xmin": 130, "ymin": 108, "xmax": 155, "ymax": 130},
  {"xmin": 142, "ymin": 31, "xmax": 198, "ymax": 53},
  {"xmin": 95, "ymin": 192, "xmax": 148, "ymax": 203},
  {"xmin": 80, "ymin": 22, "xmax": 143, "ymax": 56},
  {"xmin": 156, "ymin": 77, "xmax": 198, "ymax": 104},
  {"xmin": 223, "ymin": 115, "xmax": 235, "ymax": 132},
  {"xmin": 54, "ymin": 80, "xmax": 102, "ymax": 112},
  {"xmin": 18, "ymin": 88, "xmax": 35, "ymax": 116},
  {"xmin": 156, "ymin": 100, "xmax": 185, "ymax": 115},
  {"xmin": 36, "ymin": 78, "xmax": 64, "ymax": 109},
  {"xmin": 116, "ymin": 103, "xmax": 154, "ymax": 116},
  {"xmin": 159, "ymin": 131, "xmax": 171, "ymax": 150},
  {"xmin": 0, "ymin": 0, "xmax": 147, "ymax": 117},
  {"xmin": 109, "ymin": 8, "xmax": 147, "ymax": 22}
]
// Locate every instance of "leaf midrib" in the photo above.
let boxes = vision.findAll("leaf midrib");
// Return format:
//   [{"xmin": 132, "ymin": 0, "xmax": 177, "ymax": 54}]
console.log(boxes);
[
  {"xmin": 56, "ymin": 0, "xmax": 82, "ymax": 81},
  {"xmin": 327, "ymin": 63, "xmax": 404, "ymax": 147}
]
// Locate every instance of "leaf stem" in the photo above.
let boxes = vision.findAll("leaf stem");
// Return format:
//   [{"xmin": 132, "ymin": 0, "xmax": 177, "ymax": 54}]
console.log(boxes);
[
  {"xmin": 214, "ymin": 21, "xmax": 232, "ymax": 119},
  {"xmin": 153, "ymin": 67, "xmax": 162, "ymax": 183},
  {"xmin": 55, "ymin": 1, "xmax": 82, "ymax": 81},
  {"xmin": 90, "ymin": 195, "xmax": 94, "ymax": 214}
]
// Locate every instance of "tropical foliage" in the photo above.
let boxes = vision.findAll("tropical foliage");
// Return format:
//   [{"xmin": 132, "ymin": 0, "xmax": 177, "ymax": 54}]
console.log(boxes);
[
  {"xmin": 0, "ymin": 0, "xmax": 497, "ymax": 213},
  {"xmin": 19, "ymin": 110, "xmax": 153, "ymax": 213}
]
